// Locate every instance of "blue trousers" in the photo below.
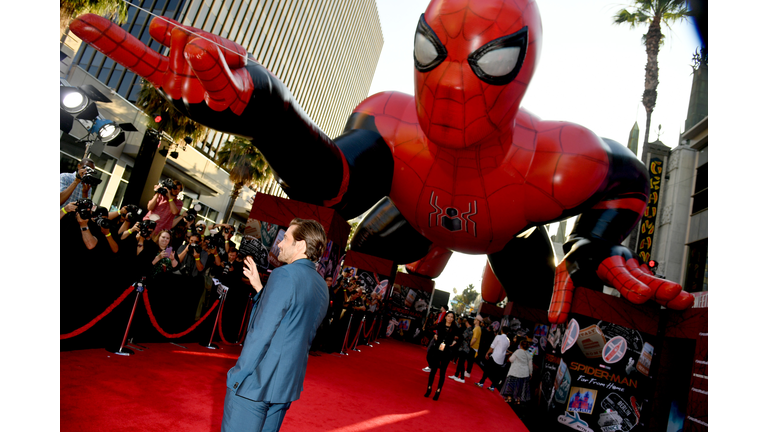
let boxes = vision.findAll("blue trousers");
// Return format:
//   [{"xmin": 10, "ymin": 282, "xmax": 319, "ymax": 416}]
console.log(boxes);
[{"xmin": 221, "ymin": 388, "xmax": 292, "ymax": 432}]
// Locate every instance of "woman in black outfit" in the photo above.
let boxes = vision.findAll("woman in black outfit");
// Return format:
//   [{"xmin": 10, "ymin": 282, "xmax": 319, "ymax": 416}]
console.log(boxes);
[{"xmin": 424, "ymin": 311, "xmax": 461, "ymax": 401}]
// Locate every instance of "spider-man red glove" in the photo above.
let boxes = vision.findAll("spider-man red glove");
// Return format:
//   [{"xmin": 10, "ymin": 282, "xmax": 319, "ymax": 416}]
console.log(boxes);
[
  {"xmin": 547, "ymin": 238, "xmax": 694, "ymax": 325},
  {"xmin": 70, "ymin": 14, "xmax": 257, "ymax": 134}
]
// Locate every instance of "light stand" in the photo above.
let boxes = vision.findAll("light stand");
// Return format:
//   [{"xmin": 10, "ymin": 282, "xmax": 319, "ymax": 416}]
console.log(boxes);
[{"xmin": 201, "ymin": 279, "xmax": 228, "ymax": 350}]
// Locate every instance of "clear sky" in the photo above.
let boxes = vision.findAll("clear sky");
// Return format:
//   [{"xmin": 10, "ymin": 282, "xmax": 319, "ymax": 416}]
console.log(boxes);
[{"xmin": 367, "ymin": 0, "xmax": 704, "ymax": 302}]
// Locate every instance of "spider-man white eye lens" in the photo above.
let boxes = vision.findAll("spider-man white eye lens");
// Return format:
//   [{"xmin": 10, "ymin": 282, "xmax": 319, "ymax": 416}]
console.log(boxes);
[
  {"xmin": 468, "ymin": 27, "xmax": 528, "ymax": 85},
  {"xmin": 414, "ymin": 14, "xmax": 447, "ymax": 72},
  {"xmin": 474, "ymin": 47, "xmax": 521, "ymax": 77},
  {"xmin": 414, "ymin": 33, "xmax": 439, "ymax": 67}
]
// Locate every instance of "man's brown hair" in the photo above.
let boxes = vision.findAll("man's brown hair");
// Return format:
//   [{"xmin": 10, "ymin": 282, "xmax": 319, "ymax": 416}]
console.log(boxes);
[{"xmin": 289, "ymin": 218, "xmax": 327, "ymax": 262}]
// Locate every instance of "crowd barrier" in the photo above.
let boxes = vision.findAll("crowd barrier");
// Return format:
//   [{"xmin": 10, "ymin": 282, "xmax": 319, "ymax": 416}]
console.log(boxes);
[{"xmin": 61, "ymin": 280, "xmax": 388, "ymax": 357}]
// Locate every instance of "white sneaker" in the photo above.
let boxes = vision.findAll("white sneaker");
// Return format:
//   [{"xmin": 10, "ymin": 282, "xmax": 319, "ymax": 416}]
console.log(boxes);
[
  {"xmin": 465, "ymin": 373, "xmax": 470, "ymax": 377},
  {"xmin": 448, "ymin": 376, "xmax": 456, "ymax": 381},
  {"xmin": 455, "ymin": 377, "xmax": 465, "ymax": 383},
  {"xmin": 422, "ymin": 367, "xmax": 431, "ymax": 372}
]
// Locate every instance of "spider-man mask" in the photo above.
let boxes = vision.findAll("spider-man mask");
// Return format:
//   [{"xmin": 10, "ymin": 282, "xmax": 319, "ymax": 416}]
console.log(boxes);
[{"xmin": 414, "ymin": 0, "xmax": 542, "ymax": 149}]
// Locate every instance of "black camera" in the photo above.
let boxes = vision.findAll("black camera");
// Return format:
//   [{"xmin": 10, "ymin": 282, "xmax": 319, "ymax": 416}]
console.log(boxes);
[
  {"xmin": 184, "ymin": 208, "xmax": 197, "ymax": 222},
  {"xmin": 139, "ymin": 220, "xmax": 157, "ymax": 238},
  {"xmin": 156, "ymin": 178, "xmax": 175, "ymax": 196},
  {"xmin": 79, "ymin": 166, "xmax": 102, "ymax": 186},
  {"xmin": 222, "ymin": 262, "xmax": 233, "ymax": 276},
  {"xmin": 195, "ymin": 223, "xmax": 206, "ymax": 234},
  {"xmin": 95, "ymin": 216, "xmax": 112, "ymax": 229},
  {"xmin": 75, "ymin": 199, "xmax": 94, "ymax": 220},
  {"xmin": 123, "ymin": 204, "xmax": 143, "ymax": 224},
  {"xmin": 189, "ymin": 242, "xmax": 202, "ymax": 253}
]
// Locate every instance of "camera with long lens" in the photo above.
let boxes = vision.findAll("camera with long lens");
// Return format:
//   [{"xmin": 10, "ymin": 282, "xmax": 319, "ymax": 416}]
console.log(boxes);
[
  {"xmin": 75, "ymin": 199, "xmax": 94, "ymax": 219},
  {"xmin": 156, "ymin": 178, "xmax": 175, "ymax": 196},
  {"xmin": 185, "ymin": 203, "xmax": 202, "ymax": 222},
  {"xmin": 123, "ymin": 204, "xmax": 143, "ymax": 224},
  {"xmin": 188, "ymin": 241, "xmax": 202, "ymax": 253},
  {"xmin": 79, "ymin": 166, "xmax": 102, "ymax": 186},
  {"xmin": 139, "ymin": 220, "xmax": 156, "ymax": 238},
  {"xmin": 95, "ymin": 216, "xmax": 112, "ymax": 229},
  {"xmin": 184, "ymin": 208, "xmax": 197, "ymax": 222}
]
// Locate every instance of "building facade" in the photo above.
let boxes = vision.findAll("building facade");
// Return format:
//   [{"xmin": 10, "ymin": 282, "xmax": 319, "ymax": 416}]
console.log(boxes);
[
  {"xmin": 648, "ymin": 61, "xmax": 708, "ymax": 301},
  {"xmin": 60, "ymin": 0, "xmax": 383, "ymax": 231}
]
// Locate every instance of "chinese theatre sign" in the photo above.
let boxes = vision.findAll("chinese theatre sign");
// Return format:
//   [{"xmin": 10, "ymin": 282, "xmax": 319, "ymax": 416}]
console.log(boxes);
[{"xmin": 637, "ymin": 157, "xmax": 663, "ymax": 263}]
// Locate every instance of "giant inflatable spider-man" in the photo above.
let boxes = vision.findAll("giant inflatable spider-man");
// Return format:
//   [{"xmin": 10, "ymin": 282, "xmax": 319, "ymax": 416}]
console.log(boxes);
[{"xmin": 71, "ymin": 0, "xmax": 693, "ymax": 325}]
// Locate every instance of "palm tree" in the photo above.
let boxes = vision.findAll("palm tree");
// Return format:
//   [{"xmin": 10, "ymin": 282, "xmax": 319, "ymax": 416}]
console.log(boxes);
[
  {"xmin": 60, "ymin": 0, "xmax": 128, "ymax": 58},
  {"xmin": 614, "ymin": 0, "xmax": 690, "ymax": 155},
  {"xmin": 135, "ymin": 79, "xmax": 209, "ymax": 145},
  {"xmin": 61, "ymin": 0, "xmax": 128, "ymax": 35},
  {"xmin": 215, "ymin": 137, "xmax": 273, "ymax": 223}
]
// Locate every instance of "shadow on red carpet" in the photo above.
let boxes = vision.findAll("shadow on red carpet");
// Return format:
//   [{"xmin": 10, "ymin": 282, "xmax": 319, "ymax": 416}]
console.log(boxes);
[{"xmin": 60, "ymin": 338, "xmax": 528, "ymax": 431}]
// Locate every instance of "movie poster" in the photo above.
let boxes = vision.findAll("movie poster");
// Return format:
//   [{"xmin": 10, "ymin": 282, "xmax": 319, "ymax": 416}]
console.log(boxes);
[
  {"xmin": 387, "ymin": 282, "xmax": 431, "ymax": 341},
  {"xmin": 549, "ymin": 315, "xmax": 656, "ymax": 432}
]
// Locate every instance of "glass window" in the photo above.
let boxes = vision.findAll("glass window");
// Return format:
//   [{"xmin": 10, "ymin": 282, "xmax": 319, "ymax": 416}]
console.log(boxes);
[
  {"xmin": 110, "ymin": 165, "xmax": 133, "ymax": 210},
  {"xmin": 683, "ymin": 239, "xmax": 708, "ymax": 293},
  {"xmin": 691, "ymin": 163, "xmax": 707, "ymax": 215}
]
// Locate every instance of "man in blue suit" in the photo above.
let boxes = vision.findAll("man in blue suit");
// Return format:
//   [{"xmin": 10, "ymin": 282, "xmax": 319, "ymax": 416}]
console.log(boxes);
[{"xmin": 222, "ymin": 218, "xmax": 330, "ymax": 432}]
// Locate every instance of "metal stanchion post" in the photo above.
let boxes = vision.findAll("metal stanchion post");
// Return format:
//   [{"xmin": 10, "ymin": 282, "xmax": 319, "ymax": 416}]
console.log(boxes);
[
  {"xmin": 374, "ymin": 316, "xmax": 382, "ymax": 344},
  {"xmin": 108, "ymin": 278, "xmax": 146, "ymax": 356},
  {"xmin": 201, "ymin": 280, "xmax": 228, "ymax": 350},
  {"xmin": 351, "ymin": 315, "xmax": 365, "ymax": 352},
  {"xmin": 339, "ymin": 311, "xmax": 354, "ymax": 356},
  {"xmin": 236, "ymin": 294, "xmax": 255, "ymax": 346},
  {"xmin": 364, "ymin": 317, "xmax": 375, "ymax": 347}
]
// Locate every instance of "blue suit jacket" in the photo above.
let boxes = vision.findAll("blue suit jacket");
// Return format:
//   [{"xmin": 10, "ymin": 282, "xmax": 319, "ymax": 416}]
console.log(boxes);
[{"xmin": 226, "ymin": 258, "xmax": 329, "ymax": 403}]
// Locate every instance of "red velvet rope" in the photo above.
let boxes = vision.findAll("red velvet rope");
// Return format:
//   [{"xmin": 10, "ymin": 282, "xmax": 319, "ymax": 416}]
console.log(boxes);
[
  {"xmin": 143, "ymin": 288, "xmax": 220, "ymax": 338},
  {"xmin": 362, "ymin": 318, "xmax": 377, "ymax": 339},
  {"xmin": 60, "ymin": 286, "xmax": 137, "ymax": 339},
  {"xmin": 217, "ymin": 300, "xmax": 240, "ymax": 346}
]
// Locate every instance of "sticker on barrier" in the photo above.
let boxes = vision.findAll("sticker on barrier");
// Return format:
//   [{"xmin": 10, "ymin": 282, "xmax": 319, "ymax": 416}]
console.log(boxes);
[
  {"xmin": 558, "ymin": 411, "xmax": 595, "ymax": 432},
  {"xmin": 599, "ymin": 392, "xmax": 639, "ymax": 432},
  {"xmin": 602, "ymin": 336, "xmax": 628, "ymax": 364},
  {"xmin": 562, "ymin": 318, "xmax": 579, "ymax": 354},
  {"xmin": 567, "ymin": 387, "xmax": 598, "ymax": 415}
]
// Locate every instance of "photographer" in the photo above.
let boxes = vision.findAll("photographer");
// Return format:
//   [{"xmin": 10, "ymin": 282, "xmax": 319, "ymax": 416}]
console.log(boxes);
[
  {"xmin": 91, "ymin": 206, "xmax": 119, "ymax": 254},
  {"xmin": 176, "ymin": 233, "xmax": 214, "ymax": 321},
  {"xmin": 60, "ymin": 158, "xmax": 97, "ymax": 206},
  {"xmin": 170, "ymin": 208, "xmax": 197, "ymax": 250},
  {"xmin": 208, "ymin": 223, "xmax": 235, "ymax": 253},
  {"xmin": 149, "ymin": 229, "xmax": 178, "ymax": 279},
  {"xmin": 144, "ymin": 178, "xmax": 183, "ymax": 231},
  {"xmin": 116, "ymin": 204, "xmax": 145, "ymax": 236}
]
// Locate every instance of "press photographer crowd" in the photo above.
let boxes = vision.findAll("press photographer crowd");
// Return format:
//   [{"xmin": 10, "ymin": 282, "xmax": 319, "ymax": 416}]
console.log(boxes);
[
  {"xmin": 61, "ymin": 164, "xmax": 254, "ymax": 350},
  {"xmin": 60, "ymin": 164, "xmax": 387, "ymax": 355}
]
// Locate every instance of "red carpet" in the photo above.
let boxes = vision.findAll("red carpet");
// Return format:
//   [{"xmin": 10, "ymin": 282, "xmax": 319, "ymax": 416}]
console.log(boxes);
[{"xmin": 61, "ymin": 339, "xmax": 528, "ymax": 431}]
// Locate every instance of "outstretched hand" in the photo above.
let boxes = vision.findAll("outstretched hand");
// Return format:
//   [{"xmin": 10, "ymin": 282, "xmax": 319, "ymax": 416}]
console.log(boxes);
[
  {"xmin": 243, "ymin": 256, "xmax": 263, "ymax": 293},
  {"xmin": 70, "ymin": 14, "xmax": 255, "ymax": 120},
  {"xmin": 548, "ymin": 241, "xmax": 694, "ymax": 325}
]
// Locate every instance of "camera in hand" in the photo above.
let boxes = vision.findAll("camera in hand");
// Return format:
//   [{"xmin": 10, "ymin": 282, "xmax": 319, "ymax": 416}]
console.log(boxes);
[
  {"xmin": 156, "ymin": 178, "xmax": 175, "ymax": 196},
  {"xmin": 95, "ymin": 216, "xmax": 112, "ymax": 229},
  {"xmin": 139, "ymin": 220, "xmax": 156, "ymax": 238},
  {"xmin": 123, "ymin": 204, "xmax": 143, "ymax": 223},
  {"xmin": 75, "ymin": 199, "xmax": 94, "ymax": 219},
  {"xmin": 79, "ymin": 166, "xmax": 102, "ymax": 186},
  {"xmin": 184, "ymin": 208, "xmax": 197, "ymax": 222},
  {"xmin": 188, "ymin": 242, "xmax": 202, "ymax": 253}
]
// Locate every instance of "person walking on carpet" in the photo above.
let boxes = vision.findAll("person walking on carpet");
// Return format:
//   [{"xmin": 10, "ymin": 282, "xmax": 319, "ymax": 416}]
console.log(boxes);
[
  {"xmin": 501, "ymin": 338, "xmax": 533, "ymax": 404},
  {"xmin": 424, "ymin": 311, "xmax": 462, "ymax": 401},
  {"xmin": 222, "ymin": 218, "xmax": 329, "ymax": 432}
]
